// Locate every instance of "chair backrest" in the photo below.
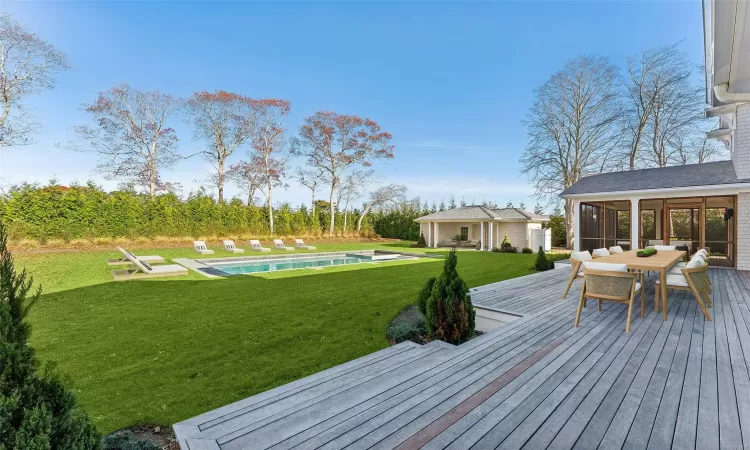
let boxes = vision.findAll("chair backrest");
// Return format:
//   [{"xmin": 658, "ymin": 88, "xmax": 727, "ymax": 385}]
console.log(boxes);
[
  {"xmin": 273, "ymin": 239, "xmax": 286, "ymax": 248},
  {"xmin": 194, "ymin": 240, "xmax": 208, "ymax": 251},
  {"xmin": 295, "ymin": 239, "xmax": 305, "ymax": 246},
  {"xmin": 223, "ymin": 240, "xmax": 236, "ymax": 250},
  {"xmin": 687, "ymin": 254, "xmax": 706, "ymax": 268},
  {"xmin": 571, "ymin": 251, "xmax": 593, "ymax": 261},
  {"xmin": 592, "ymin": 248, "xmax": 611, "ymax": 258},
  {"xmin": 582, "ymin": 262, "xmax": 636, "ymax": 299},
  {"xmin": 671, "ymin": 240, "xmax": 691, "ymax": 247},
  {"xmin": 648, "ymin": 239, "xmax": 664, "ymax": 246},
  {"xmin": 250, "ymin": 240, "xmax": 263, "ymax": 249},
  {"xmin": 683, "ymin": 264, "xmax": 710, "ymax": 291},
  {"xmin": 654, "ymin": 245, "xmax": 676, "ymax": 251},
  {"xmin": 609, "ymin": 246, "xmax": 624, "ymax": 254},
  {"xmin": 120, "ymin": 249, "xmax": 152, "ymax": 274}
]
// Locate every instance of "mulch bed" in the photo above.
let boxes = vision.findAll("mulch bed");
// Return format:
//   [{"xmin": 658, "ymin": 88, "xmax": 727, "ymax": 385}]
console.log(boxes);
[{"xmin": 106, "ymin": 425, "xmax": 178, "ymax": 450}]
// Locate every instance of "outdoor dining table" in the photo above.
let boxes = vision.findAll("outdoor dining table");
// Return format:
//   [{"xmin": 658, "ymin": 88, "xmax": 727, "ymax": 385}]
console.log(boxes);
[{"xmin": 591, "ymin": 250, "xmax": 686, "ymax": 320}]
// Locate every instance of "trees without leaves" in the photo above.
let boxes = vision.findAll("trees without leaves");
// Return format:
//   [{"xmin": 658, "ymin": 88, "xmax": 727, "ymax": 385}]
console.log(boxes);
[
  {"xmin": 520, "ymin": 55, "xmax": 622, "ymax": 249},
  {"xmin": 67, "ymin": 84, "xmax": 180, "ymax": 197},
  {"xmin": 226, "ymin": 159, "xmax": 265, "ymax": 205},
  {"xmin": 294, "ymin": 111, "xmax": 394, "ymax": 236},
  {"xmin": 295, "ymin": 166, "xmax": 325, "ymax": 217},
  {"xmin": 184, "ymin": 90, "xmax": 256, "ymax": 203},
  {"xmin": 356, "ymin": 183, "xmax": 407, "ymax": 232},
  {"xmin": 0, "ymin": 14, "xmax": 70, "ymax": 148},
  {"xmin": 623, "ymin": 44, "xmax": 717, "ymax": 169},
  {"xmin": 248, "ymin": 98, "xmax": 290, "ymax": 234},
  {"xmin": 338, "ymin": 168, "xmax": 374, "ymax": 231}
]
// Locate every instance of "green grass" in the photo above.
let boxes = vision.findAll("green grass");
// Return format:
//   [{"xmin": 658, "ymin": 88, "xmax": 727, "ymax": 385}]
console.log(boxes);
[{"xmin": 16, "ymin": 241, "xmax": 541, "ymax": 433}]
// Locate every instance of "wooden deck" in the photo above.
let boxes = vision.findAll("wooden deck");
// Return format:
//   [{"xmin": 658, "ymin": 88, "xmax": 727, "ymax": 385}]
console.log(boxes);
[{"xmin": 174, "ymin": 267, "xmax": 750, "ymax": 449}]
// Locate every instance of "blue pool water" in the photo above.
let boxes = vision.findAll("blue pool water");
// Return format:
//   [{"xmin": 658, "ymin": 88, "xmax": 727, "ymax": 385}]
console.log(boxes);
[{"xmin": 210, "ymin": 255, "xmax": 366, "ymax": 275}]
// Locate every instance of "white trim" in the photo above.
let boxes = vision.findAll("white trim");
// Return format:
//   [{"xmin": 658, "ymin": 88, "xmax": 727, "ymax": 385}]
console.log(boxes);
[
  {"xmin": 413, "ymin": 218, "xmax": 547, "ymax": 223},
  {"xmin": 434, "ymin": 222, "xmax": 439, "ymax": 248},
  {"xmin": 580, "ymin": 200, "xmax": 581, "ymax": 252},
  {"xmin": 480, "ymin": 222, "xmax": 485, "ymax": 251},
  {"xmin": 630, "ymin": 199, "xmax": 640, "ymax": 250},
  {"xmin": 489, "ymin": 222, "xmax": 494, "ymax": 250},
  {"xmin": 561, "ymin": 182, "xmax": 750, "ymax": 201}
]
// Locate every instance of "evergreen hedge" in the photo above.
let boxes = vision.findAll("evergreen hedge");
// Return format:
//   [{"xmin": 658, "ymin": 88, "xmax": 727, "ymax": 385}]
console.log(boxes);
[{"xmin": 0, "ymin": 183, "xmax": 375, "ymax": 241}]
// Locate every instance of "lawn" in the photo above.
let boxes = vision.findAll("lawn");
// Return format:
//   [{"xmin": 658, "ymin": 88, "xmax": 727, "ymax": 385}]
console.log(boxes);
[{"xmin": 15, "ymin": 241, "xmax": 543, "ymax": 433}]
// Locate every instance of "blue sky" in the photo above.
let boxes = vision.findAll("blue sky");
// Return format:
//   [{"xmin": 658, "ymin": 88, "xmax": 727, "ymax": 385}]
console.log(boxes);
[{"xmin": 0, "ymin": 1, "xmax": 706, "ymax": 210}]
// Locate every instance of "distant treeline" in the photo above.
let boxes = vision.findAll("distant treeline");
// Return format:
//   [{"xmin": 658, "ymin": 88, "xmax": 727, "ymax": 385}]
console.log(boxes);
[{"xmin": 0, "ymin": 183, "xmax": 379, "ymax": 241}]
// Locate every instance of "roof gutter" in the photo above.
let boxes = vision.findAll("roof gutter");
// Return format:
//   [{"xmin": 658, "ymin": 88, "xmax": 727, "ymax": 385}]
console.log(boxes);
[
  {"xmin": 714, "ymin": 83, "xmax": 750, "ymax": 103},
  {"xmin": 560, "ymin": 182, "xmax": 750, "ymax": 200}
]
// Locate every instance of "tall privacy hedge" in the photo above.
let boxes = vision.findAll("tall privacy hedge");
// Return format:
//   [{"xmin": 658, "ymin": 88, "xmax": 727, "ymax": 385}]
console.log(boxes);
[{"xmin": 0, "ymin": 183, "xmax": 377, "ymax": 241}]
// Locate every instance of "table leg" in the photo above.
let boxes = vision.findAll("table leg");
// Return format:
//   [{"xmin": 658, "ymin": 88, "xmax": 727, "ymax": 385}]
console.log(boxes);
[{"xmin": 660, "ymin": 269, "xmax": 668, "ymax": 320}]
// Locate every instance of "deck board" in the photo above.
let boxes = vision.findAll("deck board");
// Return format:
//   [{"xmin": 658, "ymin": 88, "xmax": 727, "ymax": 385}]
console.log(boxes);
[{"xmin": 174, "ymin": 267, "xmax": 750, "ymax": 450}]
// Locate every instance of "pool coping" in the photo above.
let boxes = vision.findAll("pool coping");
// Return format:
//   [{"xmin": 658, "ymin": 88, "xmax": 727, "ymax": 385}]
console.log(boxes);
[{"xmin": 173, "ymin": 249, "xmax": 438, "ymax": 278}]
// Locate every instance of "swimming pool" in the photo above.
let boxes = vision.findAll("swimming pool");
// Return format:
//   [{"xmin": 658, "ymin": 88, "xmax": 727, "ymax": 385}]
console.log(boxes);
[
  {"xmin": 199, "ymin": 251, "xmax": 415, "ymax": 275},
  {"xmin": 211, "ymin": 255, "xmax": 365, "ymax": 274}
]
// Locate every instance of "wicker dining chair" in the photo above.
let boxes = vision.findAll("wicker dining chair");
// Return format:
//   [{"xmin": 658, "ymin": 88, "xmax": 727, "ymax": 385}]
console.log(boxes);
[
  {"xmin": 656, "ymin": 264, "xmax": 712, "ymax": 321},
  {"xmin": 574, "ymin": 263, "xmax": 644, "ymax": 333},
  {"xmin": 563, "ymin": 251, "xmax": 592, "ymax": 299}
]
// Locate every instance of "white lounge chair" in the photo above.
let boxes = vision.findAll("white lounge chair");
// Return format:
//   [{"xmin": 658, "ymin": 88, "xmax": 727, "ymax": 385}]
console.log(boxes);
[
  {"xmin": 193, "ymin": 240, "xmax": 214, "ymax": 255},
  {"xmin": 112, "ymin": 252, "xmax": 188, "ymax": 281},
  {"xmin": 273, "ymin": 239, "xmax": 295, "ymax": 251},
  {"xmin": 223, "ymin": 240, "xmax": 245, "ymax": 253},
  {"xmin": 108, "ymin": 247, "xmax": 165, "ymax": 266},
  {"xmin": 249, "ymin": 240, "xmax": 271, "ymax": 252},
  {"xmin": 294, "ymin": 239, "xmax": 316, "ymax": 250}
]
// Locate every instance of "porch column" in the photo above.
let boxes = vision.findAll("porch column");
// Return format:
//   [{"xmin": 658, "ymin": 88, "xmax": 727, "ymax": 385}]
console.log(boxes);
[
  {"xmin": 573, "ymin": 201, "xmax": 581, "ymax": 252},
  {"xmin": 480, "ymin": 222, "xmax": 485, "ymax": 250},
  {"xmin": 489, "ymin": 222, "xmax": 494, "ymax": 251},
  {"xmin": 434, "ymin": 222, "xmax": 439, "ymax": 248},
  {"xmin": 427, "ymin": 221, "xmax": 432, "ymax": 247},
  {"xmin": 630, "ymin": 199, "xmax": 640, "ymax": 250}
]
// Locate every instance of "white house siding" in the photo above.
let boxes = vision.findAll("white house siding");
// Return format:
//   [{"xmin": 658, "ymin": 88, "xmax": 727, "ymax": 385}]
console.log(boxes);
[
  {"xmin": 738, "ymin": 193, "xmax": 750, "ymax": 270},
  {"xmin": 493, "ymin": 223, "xmax": 529, "ymax": 252},
  {"xmin": 734, "ymin": 104, "xmax": 750, "ymax": 178},
  {"xmin": 419, "ymin": 223, "xmax": 430, "ymax": 245}
]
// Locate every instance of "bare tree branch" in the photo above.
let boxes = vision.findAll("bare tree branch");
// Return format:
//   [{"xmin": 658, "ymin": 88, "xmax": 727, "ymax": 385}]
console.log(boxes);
[
  {"xmin": 63, "ymin": 84, "xmax": 181, "ymax": 196},
  {"xmin": 0, "ymin": 14, "xmax": 70, "ymax": 148},
  {"xmin": 520, "ymin": 55, "xmax": 623, "ymax": 249}
]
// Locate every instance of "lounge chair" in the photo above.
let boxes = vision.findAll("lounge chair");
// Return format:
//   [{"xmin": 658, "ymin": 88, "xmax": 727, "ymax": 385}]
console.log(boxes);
[
  {"xmin": 112, "ymin": 252, "xmax": 188, "ymax": 281},
  {"xmin": 223, "ymin": 240, "xmax": 245, "ymax": 253},
  {"xmin": 294, "ymin": 239, "xmax": 316, "ymax": 250},
  {"xmin": 575, "ymin": 261, "xmax": 644, "ymax": 333},
  {"xmin": 249, "ymin": 240, "xmax": 271, "ymax": 252},
  {"xmin": 108, "ymin": 247, "xmax": 165, "ymax": 266},
  {"xmin": 194, "ymin": 241, "xmax": 214, "ymax": 255},
  {"xmin": 563, "ymin": 250, "xmax": 592, "ymax": 299},
  {"xmin": 273, "ymin": 239, "xmax": 295, "ymax": 251}
]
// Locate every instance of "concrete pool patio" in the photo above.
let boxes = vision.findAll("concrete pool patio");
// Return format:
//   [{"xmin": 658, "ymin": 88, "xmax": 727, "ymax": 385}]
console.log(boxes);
[{"xmin": 174, "ymin": 266, "xmax": 750, "ymax": 449}]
